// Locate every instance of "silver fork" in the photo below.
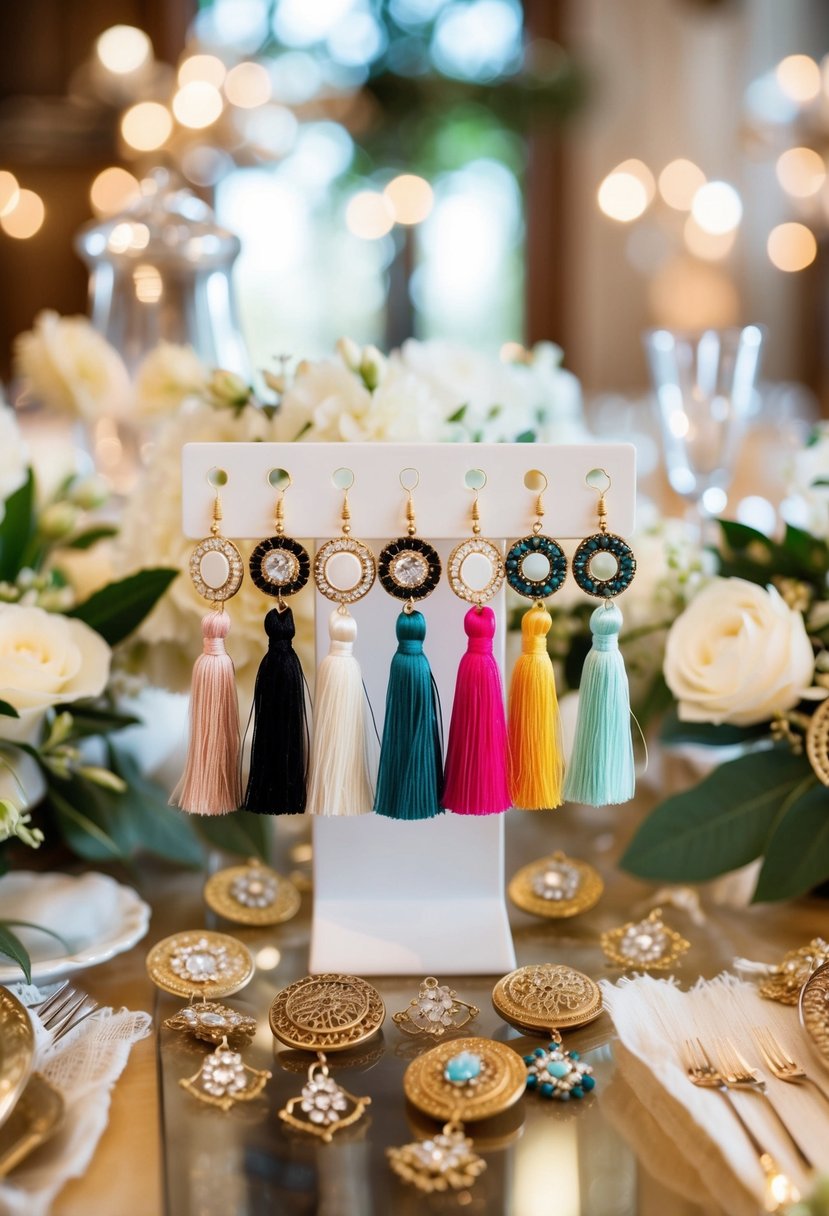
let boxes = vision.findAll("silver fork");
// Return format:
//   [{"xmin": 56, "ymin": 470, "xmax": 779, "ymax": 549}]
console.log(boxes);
[
  {"xmin": 715, "ymin": 1036, "xmax": 815, "ymax": 1172},
  {"xmin": 752, "ymin": 1026, "xmax": 829, "ymax": 1112},
  {"xmin": 680, "ymin": 1038, "xmax": 799, "ymax": 1211},
  {"xmin": 35, "ymin": 982, "xmax": 99, "ymax": 1042}
]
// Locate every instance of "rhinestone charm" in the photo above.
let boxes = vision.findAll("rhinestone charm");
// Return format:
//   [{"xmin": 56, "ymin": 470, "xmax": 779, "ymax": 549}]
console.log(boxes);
[
  {"xmin": 203, "ymin": 860, "xmax": 301, "ymax": 927},
  {"xmin": 508, "ymin": 851, "xmax": 604, "ymax": 920},
  {"xmin": 164, "ymin": 1000, "xmax": 257, "ymax": 1046},
  {"xmin": 189, "ymin": 536, "xmax": 244, "ymax": 602},
  {"xmin": 278, "ymin": 1053, "xmax": 371, "ymax": 1143},
  {"xmin": 170, "ymin": 938, "xmax": 232, "ymax": 983},
  {"xmin": 387, "ymin": 1121, "xmax": 486, "ymax": 1194},
  {"xmin": 179, "ymin": 1037, "xmax": 271, "ymax": 1112},
  {"xmin": 313, "ymin": 537, "xmax": 376, "ymax": 604},
  {"xmin": 601, "ymin": 908, "xmax": 690, "ymax": 970},
  {"xmin": 146, "ymin": 930, "xmax": 255, "ymax": 998},
  {"xmin": 249, "ymin": 535, "xmax": 310, "ymax": 598},
  {"xmin": 378, "ymin": 536, "xmax": 442, "ymax": 602},
  {"xmin": 533, "ymin": 859, "xmax": 581, "ymax": 902},
  {"xmin": 446, "ymin": 536, "xmax": 505, "ymax": 605},
  {"xmin": 393, "ymin": 977, "xmax": 479, "ymax": 1038},
  {"xmin": 523, "ymin": 1032, "xmax": 596, "ymax": 1101}
]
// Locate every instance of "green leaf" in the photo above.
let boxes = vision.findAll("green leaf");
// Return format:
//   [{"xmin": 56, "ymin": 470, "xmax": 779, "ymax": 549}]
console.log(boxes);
[
  {"xmin": 515, "ymin": 429, "xmax": 535, "ymax": 443},
  {"xmin": 0, "ymin": 470, "xmax": 35, "ymax": 581},
  {"xmin": 0, "ymin": 924, "xmax": 31, "ymax": 982},
  {"xmin": 447, "ymin": 404, "xmax": 468, "ymax": 424},
  {"xmin": 660, "ymin": 710, "xmax": 769, "ymax": 748},
  {"xmin": 620, "ymin": 749, "xmax": 811, "ymax": 881},
  {"xmin": 56, "ymin": 700, "xmax": 141, "ymax": 738},
  {"xmin": 1, "ymin": 920, "xmax": 71, "ymax": 953},
  {"xmin": 46, "ymin": 782, "xmax": 128, "ymax": 862},
  {"xmin": 0, "ymin": 700, "xmax": 19, "ymax": 719},
  {"xmin": 196, "ymin": 810, "xmax": 269, "ymax": 861},
  {"xmin": 62, "ymin": 525, "xmax": 119, "ymax": 551},
  {"xmin": 753, "ymin": 781, "xmax": 829, "ymax": 902},
  {"xmin": 635, "ymin": 673, "xmax": 674, "ymax": 731},
  {"xmin": 108, "ymin": 744, "xmax": 204, "ymax": 867},
  {"xmin": 69, "ymin": 568, "xmax": 178, "ymax": 646}
]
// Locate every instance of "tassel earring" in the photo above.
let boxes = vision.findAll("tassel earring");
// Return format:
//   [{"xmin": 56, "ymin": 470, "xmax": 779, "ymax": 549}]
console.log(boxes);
[
  {"xmin": 374, "ymin": 468, "xmax": 444, "ymax": 821},
  {"xmin": 505, "ymin": 471, "xmax": 567, "ymax": 811},
  {"xmin": 243, "ymin": 472, "xmax": 311, "ymax": 816},
  {"xmin": 172, "ymin": 474, "xmax": 244, "ymax": 816},
  {"xmin": 564, "ymin": 469, "xmax": 637, "ymax": 807},
  {"xmin": 442, "ymin": 471, "xmax": 510, "ymax": 816},
  {"xmin": 306, "ymin": 469, "xmax": 377, "ymax": 816}
]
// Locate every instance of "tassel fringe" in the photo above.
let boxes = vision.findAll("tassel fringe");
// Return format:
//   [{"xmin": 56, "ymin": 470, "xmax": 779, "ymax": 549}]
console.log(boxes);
[
  {"xmin": 508, "ymin": 602, "xmax": 564, "ymax": 810},
  {"xmin": 243, "ymin": 606, "xmax": 308, "ymax": 815}
]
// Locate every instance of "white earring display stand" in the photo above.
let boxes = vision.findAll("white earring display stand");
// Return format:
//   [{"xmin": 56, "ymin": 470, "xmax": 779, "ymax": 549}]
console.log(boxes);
[{"xmin": 182, "ymin": 442, "xmax": 636, "ymax": 976}]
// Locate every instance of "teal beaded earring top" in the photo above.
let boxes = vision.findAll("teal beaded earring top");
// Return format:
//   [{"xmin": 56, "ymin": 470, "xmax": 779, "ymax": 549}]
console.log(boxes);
[
  {"xmin": 571, "ymin": 473, "xmax": 636, "ymax": 599},
  {"xmin": 506, "ymin": 534, "xmax": 567, "ymax": 599}
]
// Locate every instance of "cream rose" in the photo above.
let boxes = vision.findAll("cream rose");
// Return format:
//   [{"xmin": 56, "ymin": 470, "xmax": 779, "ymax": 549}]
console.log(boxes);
[
  {"xmin": 134, "ymin": 342, "xmax": 208, "ymax": 417},
  {"xmin": 664, "ymin": 577, "xmax": 815, "ymax": 726},
  {"xmin": 14, "ymin": 311, "xmax": 131, "ymax": 421},
  {"xmin": 0, "ymin": 605, "xmax": 111, "ymax": 740}
]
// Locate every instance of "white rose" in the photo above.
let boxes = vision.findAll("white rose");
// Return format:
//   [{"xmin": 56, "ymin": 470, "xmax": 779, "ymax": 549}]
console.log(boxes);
[
  {"xmin": 0, "ymin": 604, "xmax": 111, "ymax": 741},
  {"xmin": 664, "ymin": 577, "xmax": 815, "ymax": 726},
  {"xmin": 134, "ymin": 342, "xmax": 208, "ymax": 417},
  {"xmin": 14, "ymin": 311, "xmax": 131, "ymax": 421}
]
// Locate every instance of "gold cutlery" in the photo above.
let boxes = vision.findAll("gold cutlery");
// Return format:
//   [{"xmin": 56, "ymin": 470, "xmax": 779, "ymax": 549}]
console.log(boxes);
[{"xmin": 752, "ymin": 1026, "xmax": 829, "ymax": 1110}]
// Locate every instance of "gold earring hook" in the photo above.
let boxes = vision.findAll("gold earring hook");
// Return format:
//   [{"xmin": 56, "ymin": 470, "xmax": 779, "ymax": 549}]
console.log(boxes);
[
  {"xmin": 471, "ymin": 488, "xmax": 481, "ymax": 536},
  {"xmin": 211, "ymin": 490, "xmax": 223, "ymax": 537},
  {"xmin": 587, "ymin": 469, "xmax": 611, "ymax": 534},
  {"xmin": 341, "ymin": 488, "xmax": 351, "ymax": 536}
]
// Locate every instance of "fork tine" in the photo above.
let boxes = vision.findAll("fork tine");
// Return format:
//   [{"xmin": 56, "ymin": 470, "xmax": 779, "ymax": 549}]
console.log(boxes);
[
  {"xmin": 34, "ymin": 981, "xmax": 71, "ymax": 1018},
  {"xmin": 730, "ymin": 1039, "xmax": 756, "ymax": 1075},
  {"xmin": 751, "ymin": 1027, "xmax": 777, "ymax": 1072},
  {"xmin": 763, "ymin": 1029, "xmax": 795, "ymax": 1070},
  {"xmin": 696, "ymin": 1037, "xmax": 718, "ymax": 1071},
  {"xmin": 712, "ymin": 1035, "xmax": 735, "ymax": 1074},
  {"xmin": 45, "ymin": 991, "xmax": 89, "ymax": 1035},
  {"xmin": 51, "ymin": 1001, "xmax": 98, "ymax": 1043},
  {"xmin": 679, "ymin": 1039, "xmax": 697, "ymax": 1070}
]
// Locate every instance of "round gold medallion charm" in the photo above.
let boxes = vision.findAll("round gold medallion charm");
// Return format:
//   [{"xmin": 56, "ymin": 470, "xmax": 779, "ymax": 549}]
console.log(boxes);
[
  {"xmin": 492, "ymin": 964, "xmax": 602, "ymax": 1035},
  {"xmin": 146, "ymin": 930, "xmax": 255, "ymax": 999},
  {"xmin": 508, "ymin": 851, "xmax": 604, "ymax": 920},
  {"xmin": 269, "ymin": 973, "xmax": 385, "ymax": 1052},
  {"xmin": 189, "ymin": 536, "xmax": 244, "ymax": 602},
  {"xmin": 203, "ymin": 859, "xmax": 301, "ymax": 927},
  {"xmin": 402, "ymin": 1036, "xmax": 526, "ymax": 1123},
  {"xmin": 600, "ymin": 908, "xmax": 690, "ymax": 971},
  {"xmin": 807, "ymin": 699, "xmax": 829, "ymax": 786}
]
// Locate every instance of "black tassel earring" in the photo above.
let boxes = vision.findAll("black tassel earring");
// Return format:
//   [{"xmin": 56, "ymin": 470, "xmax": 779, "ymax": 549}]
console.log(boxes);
[{"xmin": 243, "ymin": 471, "xmax": 311, "ymax": 816}]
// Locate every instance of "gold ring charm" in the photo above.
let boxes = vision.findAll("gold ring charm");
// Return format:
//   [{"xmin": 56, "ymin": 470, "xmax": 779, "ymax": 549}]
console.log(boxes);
[
  {"xmin": 278, "ymin": 1051, "xmax": 371, "ymax": 1142},
  {"xmin": 600, "ymin": 908, "xmax": 690, "ymax": 971},
  {"xmin": 446, "ymin": 537, "xmax": 505, "ymax": 605},
  {"xmin": 492, "ymin": 964, "xmax": 603, "ymax": 1034},
  {"xmin": 269, "ymin": 973, "xmax": 385, "ymax": 1052},
  {"xmin": 393, "ymin": 978, "xmax": 479, "ymax": 1038},
  {"xmin": 313, "ymin": 537, "xmax": 376, "ymax": 604},
  {"xmin": 806, "ymin": 700, "xmax": 829, "ymax": 786},
  {"xmin": 179, "ymin": 1035, "xmax": 271, "ymax": 1111},
  {"xmin": 163, "ymin": 998, "xmax": 257, "ymax": 1046},
  {"xmin": 388, "ymin": 1119, "xmax": 486, "ymax": 1193},
  {"xmin": 146, "ymin": 930, "xmax": 255, "ymax": 999},
  {"xmin": 402, "ymin": 1036, "xmax": 526, "ymax": 1123},
  {"xmin": 189, "ymin": 487, "xmax": 244, "ymax": 603},
  {"xmin": 203, "ymin": 858, "xmax": 301, "ymax": 927},
  {"xmin": 508, "ymin": 851, "xmax": 604, "ymax": 920}
]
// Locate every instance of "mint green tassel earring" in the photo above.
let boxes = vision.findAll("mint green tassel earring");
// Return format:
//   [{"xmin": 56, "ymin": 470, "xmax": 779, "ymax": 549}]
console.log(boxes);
[{"xmin": 564, "ymin": 471, "xmax": 636, "ymax": 807}]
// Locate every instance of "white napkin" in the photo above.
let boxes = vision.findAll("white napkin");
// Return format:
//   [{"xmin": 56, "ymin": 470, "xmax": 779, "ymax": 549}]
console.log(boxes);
[
  {"xmin": 600, "ymin": 973, "xmax": 829, "ymax": 1216},
  {"xmin": 0, "ymin": 984, "xmax": 151, "ymax": 1216}
]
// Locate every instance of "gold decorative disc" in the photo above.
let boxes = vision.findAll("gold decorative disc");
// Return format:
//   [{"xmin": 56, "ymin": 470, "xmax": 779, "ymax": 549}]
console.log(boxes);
[
  {"xmin": 402, "ymin": 1036, "xmax": 526, "ymax": 1123},
  {"xmin": 446, "ymin": 537, "xmax": 505, "ymax": 605},
  {"xmin": 269, "ymin": 974, "xmax": 385, "ymax": 1052},
  {"xmin": 492, "ymin": 965, "xmax": 602, "ymax": 1034},
  {"xmin": 203, "ymin": 859, "xmax": 301, "ymax": 927},
  {"xmin": 146, "ymin": 930, "xmax": 255, "ymax": 999},
  {"xmin": 508, "ymin": 851, "xmax": 604, "ymax": 920},
  {"xmin": 807, "ymin": 699, "xmax": 829, "ymax": 786}
]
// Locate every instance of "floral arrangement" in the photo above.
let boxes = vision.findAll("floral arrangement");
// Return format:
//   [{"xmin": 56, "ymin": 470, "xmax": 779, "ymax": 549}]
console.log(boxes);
[{"xmin": 622, "ymin": 433, "xmax": 829, "ymax": 902}]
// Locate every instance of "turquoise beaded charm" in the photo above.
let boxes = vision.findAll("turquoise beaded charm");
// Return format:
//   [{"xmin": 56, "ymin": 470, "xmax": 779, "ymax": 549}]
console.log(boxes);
[
  {"xmin": 506, "ymin": 533, "xmax": 567, "ymax": 599},
  {"xmin": 522, "ymin": 1033, "xmax": 595, "ymax": 1101},
  {"xmin": 571, "ymin": 531, "xmax": 636, "ymax": 599}
]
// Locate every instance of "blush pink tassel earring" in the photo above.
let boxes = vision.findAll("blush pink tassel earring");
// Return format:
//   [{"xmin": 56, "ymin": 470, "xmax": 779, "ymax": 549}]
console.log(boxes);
[{"xmin": 172, "ymin": 476, "xmax": 244, "ymax": 816}]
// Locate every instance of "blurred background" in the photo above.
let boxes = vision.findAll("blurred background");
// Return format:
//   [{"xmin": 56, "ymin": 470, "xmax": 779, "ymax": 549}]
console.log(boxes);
[{"xmin": 0, "ymin": 0, "xmax": 827, "ymax": 406}]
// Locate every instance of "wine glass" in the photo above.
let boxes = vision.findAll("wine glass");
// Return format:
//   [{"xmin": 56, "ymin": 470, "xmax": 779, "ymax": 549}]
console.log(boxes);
[{"xmin": 642, "ymin": 325, "xmax": 766, "ymax": 539}]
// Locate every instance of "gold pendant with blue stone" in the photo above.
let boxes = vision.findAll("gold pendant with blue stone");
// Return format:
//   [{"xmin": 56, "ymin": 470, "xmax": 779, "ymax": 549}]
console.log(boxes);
[{"xmin": 523, "ymin": 1030, "xmax": 596, "ymax": 1101}]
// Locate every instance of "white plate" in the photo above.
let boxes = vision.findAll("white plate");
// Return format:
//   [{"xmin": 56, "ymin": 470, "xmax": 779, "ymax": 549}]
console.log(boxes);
[{"xmin": 0, "ymin": 872, "xmax": 151, "ymax": 984}]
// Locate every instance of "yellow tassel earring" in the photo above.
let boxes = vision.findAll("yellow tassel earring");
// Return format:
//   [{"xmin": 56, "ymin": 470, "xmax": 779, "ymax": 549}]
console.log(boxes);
[{"xmin": 505, "ymin": 470, "xmax": 566, "ymax": 810}]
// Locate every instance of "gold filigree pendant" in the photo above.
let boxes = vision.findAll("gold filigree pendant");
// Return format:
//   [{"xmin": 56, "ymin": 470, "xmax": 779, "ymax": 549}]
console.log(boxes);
[
  {"xmin": 387, "ymin": 1119, "xmax": 486, "ymax": 1193},
  {"xmin": 600, "ymin": 908, "xmax": 690, "ymax": 971},
  {"xmin": 179, "ymin": 1036, "xmax": 271, "ymax": 1112},
  {"xmin": 203, "ymin": 858, "xmax": 301, "ymax": 927},
  {"xmin": 278, "ymin": 1052, "xmax": 371, "ymax": 1142},
  {"xmin": 393, "ymin": 978, "xmax": 479, "ymax": 1038},
  {"xmin": 269, "ymin": 973, "xmax": 385, "ymax": 1052},
  {"xmin": 759, "ymin": 938, "xmax": 829, "ymax": 1004},
  {"xmin": 163, "ymin": 998, "xmax": 257, "ymax": 1046},
  {"xmin": 492, "ymin": 964, "xmax": 603, "ymax": 1034},
  {"xmin": 508, "ymin": 851, "xmax": 604, "ymax": 919}
]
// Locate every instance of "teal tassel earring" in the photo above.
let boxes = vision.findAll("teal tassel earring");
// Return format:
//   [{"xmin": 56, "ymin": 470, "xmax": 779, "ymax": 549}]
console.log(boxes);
[
  {"xmin": 374, "ymin": 469, "xmax": 444, "ymax": 820},
  {"xmin": 564, "ymin": 470, "xmax": 636, "ymax": 807}
]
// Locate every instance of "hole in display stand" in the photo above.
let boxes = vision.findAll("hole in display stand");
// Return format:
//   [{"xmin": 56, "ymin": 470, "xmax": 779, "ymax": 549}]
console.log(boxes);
[{"xmin": 206, "ymin": 466, "xmax": 228, "ymax": 488}]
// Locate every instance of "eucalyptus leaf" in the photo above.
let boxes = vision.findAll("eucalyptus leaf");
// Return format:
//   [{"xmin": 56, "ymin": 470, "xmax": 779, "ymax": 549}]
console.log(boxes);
[
  {"xmin": 1, "ymin": 920, "xmax": 72, "ymax": 953},
  {"xmin": 62, "ymin": 525, "xmax": 119, "ymax": 551},
  {"xmin": 69, "ymin": 568, "xmax": 178, "ymax": 646},
  {"xmin": 108, "ymin": 744, "xmax": 204, "ymax": 866},
  {"xmin": 47, "ymin": 782, "xmax": 128, "ymax": 862},
  {"xmin": 0, "ymin": 924, "xmax": 31, "ymax": 982},
  {"xmin": 0, "ymin": 470, "xmax": 35, "ymax": 581},
  {"xmin": 620, "ymin": 749, "xmax": 811, "ymax": 881},
  {"xmin": 753, "ymin": 781, "xmax": 829, "ymax": 902},
  {"xmin": 0, "ymin": 700, "xmax": 19, "ymax": 719},
  {"xmin": 196, "ymin": 810, "xmax": 270, "ymax": 861},
  {"xmin": 660, "ymin": 711, "xmax": 768, "ymax": 748}
]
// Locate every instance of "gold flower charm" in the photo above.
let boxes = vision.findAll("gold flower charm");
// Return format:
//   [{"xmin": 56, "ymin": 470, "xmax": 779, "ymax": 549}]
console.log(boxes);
[
  {"xmin": 179, "ymin": 1036, "xmax": 271, "ymax": 1112},
  {"xmin": 601, "ymin": 908, "xmax": 690, "ymax": 971},
  {"xmin": 387, "ymin": 1119, "xmax": 486, "ymax": 1193},
  {"xmin": 278, "ymin": 1052, "xmax": 370, "ymax": 1143},
  {"xmin": 203, "ymin": 858, "xmax": 301, "ymax": 927},
  {"xmin": 508, "ymin": 851, "xmax": 604, "ymax": 919},
  {"xmin": 146, "ymin": 930, "xmax": 255, "ymax": 999},
  {"xmin": 164, "ymin": 998, "xmax": 257, "ymax": 1046},
  {"xmin": 393, "ymin": 978, "xmax": 479, "ymax": 1038}
]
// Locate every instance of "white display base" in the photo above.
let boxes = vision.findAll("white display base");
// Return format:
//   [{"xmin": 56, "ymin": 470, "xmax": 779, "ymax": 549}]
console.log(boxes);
[{"xmin": 181, "ymin": 441, "xmax": 636, "ymax": 976}]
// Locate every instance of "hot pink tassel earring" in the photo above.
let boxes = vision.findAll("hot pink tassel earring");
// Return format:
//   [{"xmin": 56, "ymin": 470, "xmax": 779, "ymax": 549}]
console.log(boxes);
[
  {"xmin": 172, "ymin": 480, "xmax": 244, "ymax": 816},
  {"xmin": 442, "ymin": 473, "xmax": 510, "ymax": 816}
]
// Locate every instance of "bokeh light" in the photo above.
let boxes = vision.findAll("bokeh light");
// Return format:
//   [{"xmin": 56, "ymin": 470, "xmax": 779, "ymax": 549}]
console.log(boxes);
[
  {"xmin": 775, "ymin": 54, "xmax": 821, "ymax": 104},
  {"xmin": 648, "ymin": 255, "xmax": 740, "ymax": 330},
  {"xmin": 346, "ymin": 190, "xmax": 395, "ymax": 239},
  {"xmin": 775, "ymin": 147, "xmax": 825, "ymax": 198},
  {"xmin": 683, "ymin": 215, "xmax": 736, "ymax": 261},
  {"xmin": 173, "ymin": 81, "xmax": 224, "ymax": 129},
  {"xmin": 90, "ymin": 167, "xmax": 141, "ymax": 216},
  {"xmin": 121, "ymin": 102, "xmax": 173, "ymax": 151},
  {"xmin": 690, "ymin": 181, "xmax": 742, "ymax": 235},
  {"xmin": 384, "ymin": 174, "xmax": 434, "ymax": 225},
  {"xmin": 767, "ymin": 222, "xmax": 817, "ymax": 272},
  {"xmin": 178, "ymin": 54, "xmax": 227, "ymax": 88},
  {"xmin": 658, "ymin": 159, "xmax": 706, "ymax": 210},
  {"xmin": 0, "ymin": 171, "xmax": 19, "ymax": 218},
  {"xmin": 597, "ymin": 161, "xmax": 654, "ymax": 222},
  {"xmin": 224, "ymin": 61, "xmax": 271, "ymax": 108},
  {"xmin": 95, "ymin": 25, "xmax": 152, "ymax": 75},
  {"xmin": 1, "ymin": 189, "xmax": 45, "ymax": 239}
]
